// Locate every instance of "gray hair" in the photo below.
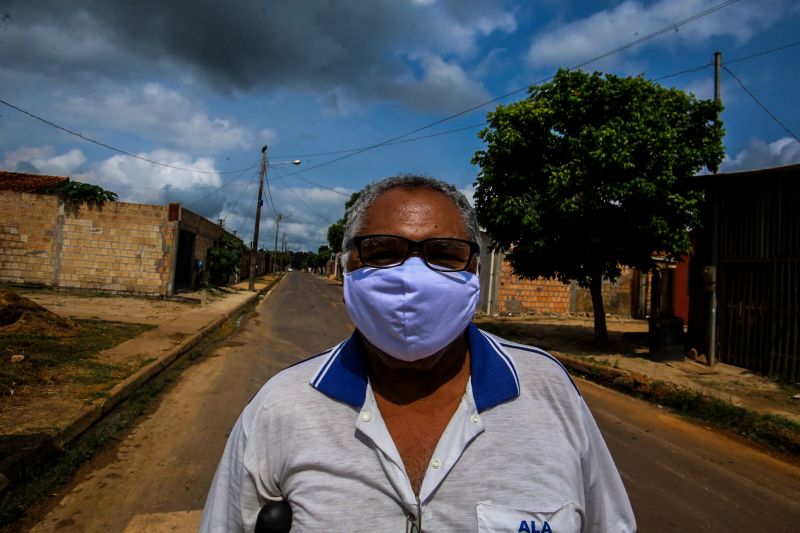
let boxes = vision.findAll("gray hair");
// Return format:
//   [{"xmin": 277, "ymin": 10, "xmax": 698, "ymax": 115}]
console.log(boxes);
[{"xmin": 340, "ymin": 175, "xmax": 479, "ymax": 269}]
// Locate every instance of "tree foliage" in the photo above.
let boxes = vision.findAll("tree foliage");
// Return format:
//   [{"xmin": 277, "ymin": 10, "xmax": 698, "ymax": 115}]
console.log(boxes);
[
  {"xmin": 207, "ymin": 232, "xmax": 247, "ymax": 286},
  {"xmin": 37, "ymin": 178, "xmax": 118, "ymax": 212},
  {"xmin": 327, "ymin": 191, "xmax": 362, "ymax": 252},
  {"xmin": 473, "ymin": 69, "xmax": 724, "ymax": 341}
]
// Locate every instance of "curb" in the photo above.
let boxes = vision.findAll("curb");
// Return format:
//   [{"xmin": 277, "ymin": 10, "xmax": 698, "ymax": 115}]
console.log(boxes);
[
  {"xmin": 554, "ymin": 352, "xmax": 800, "ymax": 456},
  {"xmin": 0, "ymin": 278, "xmax": 280, "ymax": 494}
]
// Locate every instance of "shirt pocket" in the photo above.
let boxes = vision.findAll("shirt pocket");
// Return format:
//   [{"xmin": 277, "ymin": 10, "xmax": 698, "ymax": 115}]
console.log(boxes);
[{"xmin": 476, "ymin": 500, "xmax": 583, "ymax": 533}]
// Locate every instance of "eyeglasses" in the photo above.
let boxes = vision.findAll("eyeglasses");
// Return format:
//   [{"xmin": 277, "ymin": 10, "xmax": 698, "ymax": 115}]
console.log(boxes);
[{"xmin": 348, "ymin": 234, "xmax": 479, "ymax": 272}]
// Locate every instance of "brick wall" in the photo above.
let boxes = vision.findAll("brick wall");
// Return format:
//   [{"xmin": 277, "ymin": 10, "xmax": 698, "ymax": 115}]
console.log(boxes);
[
  {"xmin": 0, "ymin": 191, "xmax": 176, "ymax": 295},
  {"xmin": 573, "ymin": 267, "xmax": 634, "ymax": 315},
  {"xmin": 493, "ymin": 258, "xmax": 634, "ymax": 316},
  {"xmin": 0, "ymin": 192, "xmax": 59, "ymax": 286},
  {"xmin": 496, "ymin": 260, "xmax": 571, "ymax": 314}
]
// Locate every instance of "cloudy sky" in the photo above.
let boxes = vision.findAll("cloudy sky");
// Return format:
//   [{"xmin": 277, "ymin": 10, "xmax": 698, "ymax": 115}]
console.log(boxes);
[{"xmin": 1, "ymin": 0, "xmax": 799, "ymax": 251}]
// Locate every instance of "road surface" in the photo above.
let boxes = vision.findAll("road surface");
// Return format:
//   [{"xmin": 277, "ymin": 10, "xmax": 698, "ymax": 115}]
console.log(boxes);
[{"xmin": 22, "ymin": 272, "xmax": 800, "ymax": 531}]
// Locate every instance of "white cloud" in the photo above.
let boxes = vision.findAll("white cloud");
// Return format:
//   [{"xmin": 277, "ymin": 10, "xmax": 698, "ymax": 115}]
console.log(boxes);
[
  {"xmin": 459, "ymin": 184, "xmax": 476, "ymax": 206},
  {"xmin": 75, "ymin": 149, "xmax": 222, "ymax": 207},
  {"xmin": 217, "ymin": 183, "xmax": 353, "ymax": 252},
  {"xmin": 62, "ymin": 83, "xmax": 252, "ymax": 153},
  {"xmin": 721, "ymin": 137, "xmax": 800, "ymax": 172},
  {"xmin": 677, "ymin": 77, "xmax": 715, "ymax": 101},
  {"xmin": 3, "ymin": 146, "xmax": 86, "ymax": 175},
  {"xmin": 383, "ymin": 53, "xmax": 492, "ymax": 112},
  {"xmin": 527, "ymin": 0, "xmax": 789, "ymax": 68}
]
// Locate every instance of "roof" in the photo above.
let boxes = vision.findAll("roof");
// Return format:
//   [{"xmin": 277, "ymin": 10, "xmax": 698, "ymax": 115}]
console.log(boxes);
[
  {"xmin": 689, "ymin": 162, "xmax": 800, "ymax": 185},
  {"xmin": 0, "ymin": 170, "xmax": 68, "ymax": 193}
]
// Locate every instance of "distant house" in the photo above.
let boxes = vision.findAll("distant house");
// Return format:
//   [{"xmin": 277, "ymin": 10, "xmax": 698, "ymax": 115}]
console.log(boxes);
[
  {"xmin": 0, "ymin": 170, "xmax": 242, "ymax": 295},
  {"xmin": 687, "ymin": 163, "xmax": 800, "ymax": 381}
]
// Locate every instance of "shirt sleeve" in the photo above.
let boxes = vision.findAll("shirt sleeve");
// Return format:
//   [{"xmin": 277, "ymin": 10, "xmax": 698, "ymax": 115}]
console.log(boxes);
[
  {"xmin": 579, "ymin": 398, "xmax": 637, "ymax": 532},
  {"xmin": 200, "ymin": 408, "xmax": 281, "ymax": 533}
]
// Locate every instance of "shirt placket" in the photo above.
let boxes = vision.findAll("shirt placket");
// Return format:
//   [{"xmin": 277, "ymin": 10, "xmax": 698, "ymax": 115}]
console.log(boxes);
[{"xmin": 354, "ymin": 381, "xmax": 486, "ymax": 526}]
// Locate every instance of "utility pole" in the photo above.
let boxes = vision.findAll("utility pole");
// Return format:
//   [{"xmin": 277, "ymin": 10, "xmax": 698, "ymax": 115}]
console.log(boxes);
[
  {"xmin": 282, "ymin": 233, "xmax": 287, "ymax": 271},
  {"xmin": 713, "ymin": 51, "xmax": 722, "ymax": 107},
  {"xmin": 271, "ymin": 213, "xmax": 282, "ymax": 273},
  {"xmin": 248, "ymin": 146, "xmax": 267, "ymax": 291},
  {"xmin": 707, "ymin": 51, "xmax": 722, "ymax": 366}
]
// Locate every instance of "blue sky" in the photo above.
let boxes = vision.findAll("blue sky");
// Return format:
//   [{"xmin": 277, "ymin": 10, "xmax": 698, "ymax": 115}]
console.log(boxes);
[{"xmin": 1, "ymin": 0, "xmax": 799, "ymax": 251}]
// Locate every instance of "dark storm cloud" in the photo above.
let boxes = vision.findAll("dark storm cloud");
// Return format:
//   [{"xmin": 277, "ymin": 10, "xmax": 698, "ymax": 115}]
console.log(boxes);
[{"xmin": 0, "ymin": 0, "xmax": 516, "ymax": 110}]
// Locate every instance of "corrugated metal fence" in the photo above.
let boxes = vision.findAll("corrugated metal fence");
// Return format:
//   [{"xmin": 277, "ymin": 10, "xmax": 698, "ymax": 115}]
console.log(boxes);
[{"xmin": 716, "ymin": 177, "xmax": 800, "ymax": 381}]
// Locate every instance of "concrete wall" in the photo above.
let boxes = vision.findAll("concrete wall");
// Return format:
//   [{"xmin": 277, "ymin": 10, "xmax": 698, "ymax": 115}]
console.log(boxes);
[{"xmin": 0, "ymin": 191, "xmax": 176, "ymax": 295}]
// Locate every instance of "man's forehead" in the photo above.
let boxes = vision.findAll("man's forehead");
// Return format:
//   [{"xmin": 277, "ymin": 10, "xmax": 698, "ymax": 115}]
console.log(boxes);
[
  {"xmin": 369, "ymin": 186, "xmax": 453, "ymax": 210},
  {"xmin": 361, "ymin": 186, "xmax": 467, "ymax": 237}
]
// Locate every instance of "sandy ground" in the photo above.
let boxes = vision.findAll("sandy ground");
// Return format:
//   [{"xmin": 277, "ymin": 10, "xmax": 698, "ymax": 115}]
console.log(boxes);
[{"xmin": 20, "ymin": 290, "xmax": 195, "ymax": 325}]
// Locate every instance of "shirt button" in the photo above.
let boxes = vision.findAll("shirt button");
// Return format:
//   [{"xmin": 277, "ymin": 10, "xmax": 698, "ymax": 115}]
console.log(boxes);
[
  {"xmin": 432, "ymin": 459, "xmax": 441, "ymax": 469},
  {"xmin": 471, "ymin": 414, "xmax": 479, "ymax": 424},
  {"xmin": 360, "ymin": 410, "xmax": 373, "ymax": 422}
]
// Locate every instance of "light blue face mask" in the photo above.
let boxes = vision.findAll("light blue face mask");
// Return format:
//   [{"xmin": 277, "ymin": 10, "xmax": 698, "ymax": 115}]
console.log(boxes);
[{"xmin": 343, "ymin": 257, "xmax": 480, "ymax": 362}]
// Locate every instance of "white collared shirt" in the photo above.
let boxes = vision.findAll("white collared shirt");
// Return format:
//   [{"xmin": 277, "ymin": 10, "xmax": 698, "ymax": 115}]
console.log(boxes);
[{"xmin": 201, "ymin": 325, "xmax": 636, "ymax": 532}]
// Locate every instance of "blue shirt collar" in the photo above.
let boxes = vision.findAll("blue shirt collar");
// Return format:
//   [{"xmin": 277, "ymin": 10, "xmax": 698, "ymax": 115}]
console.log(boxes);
[{"xmin": 310, "ymin": 323, "xmax": 520, "ymax": 413}]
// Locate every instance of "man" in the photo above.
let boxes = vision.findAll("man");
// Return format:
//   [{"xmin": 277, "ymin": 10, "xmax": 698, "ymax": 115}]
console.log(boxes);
[{"xmin": 201, "ymin": 175, "xmax": 636, "ymax": 532}]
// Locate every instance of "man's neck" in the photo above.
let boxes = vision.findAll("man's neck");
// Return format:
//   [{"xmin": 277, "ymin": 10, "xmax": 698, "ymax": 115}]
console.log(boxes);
[{"xmin": 362, "ymin": 333, "xmax": 471, "ymax": 406}]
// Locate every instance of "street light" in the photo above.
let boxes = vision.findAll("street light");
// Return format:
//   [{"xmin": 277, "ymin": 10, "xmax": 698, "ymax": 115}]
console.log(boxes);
[{"xmin": 248, "ymin": 147, "xmax": 301, "ymax": 291}]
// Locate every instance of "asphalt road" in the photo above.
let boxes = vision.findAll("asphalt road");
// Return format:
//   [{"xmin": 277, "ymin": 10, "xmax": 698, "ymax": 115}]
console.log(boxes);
[{"xmin": 22, "ymin": 272, "xmax": 800, "ymax": 531}]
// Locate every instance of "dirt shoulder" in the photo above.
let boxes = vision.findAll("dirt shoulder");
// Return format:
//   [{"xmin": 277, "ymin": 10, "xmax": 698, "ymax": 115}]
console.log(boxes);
[{"xmin": 19, "ymin": 289, "xmax": 196, "ymax": 325}]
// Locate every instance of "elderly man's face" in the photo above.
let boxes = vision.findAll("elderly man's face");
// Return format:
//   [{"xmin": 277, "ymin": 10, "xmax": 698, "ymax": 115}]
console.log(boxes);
[{"xmin": 346, "ymin": 187, "xmax": 477, "ymax": 273}]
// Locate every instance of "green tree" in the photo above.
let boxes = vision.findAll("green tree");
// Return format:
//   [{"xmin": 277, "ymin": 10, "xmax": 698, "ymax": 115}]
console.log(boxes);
[
  {"xmin": 473, "ymin": 69, "xmax": 724, "ymax": 342},
  {"xmin": 327, "ymin": 222, "xmax": 345, "ymax": 253},
  {"xmin": 207, "ymin": 232, "xmax": 247, "ymax": 286},
  {"xmin": 327, "ymin": 191, "xmax": 362, "ymax": 252}
]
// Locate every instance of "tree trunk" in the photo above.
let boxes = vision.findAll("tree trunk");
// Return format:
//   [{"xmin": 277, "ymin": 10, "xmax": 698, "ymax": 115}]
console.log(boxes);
[{"xmin": 589, "ymin": 276, "xmax": 609, "ymax": 344}]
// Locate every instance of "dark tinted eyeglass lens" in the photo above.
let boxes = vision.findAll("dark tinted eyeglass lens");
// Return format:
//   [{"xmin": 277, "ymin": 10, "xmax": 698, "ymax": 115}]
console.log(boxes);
[
  {"xmin": 423, "ymin": 239, "xmax": 472, "ymax": 271},
  {"xmin": 359, "ymin": 236, "xmax": 409, "ymax": 267}
]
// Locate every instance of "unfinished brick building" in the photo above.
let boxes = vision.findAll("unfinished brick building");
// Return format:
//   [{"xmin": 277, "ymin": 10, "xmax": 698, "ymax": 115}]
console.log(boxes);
[{"xmin": 0, "ymin": 172, "xmax": 239, "ymax": 295}]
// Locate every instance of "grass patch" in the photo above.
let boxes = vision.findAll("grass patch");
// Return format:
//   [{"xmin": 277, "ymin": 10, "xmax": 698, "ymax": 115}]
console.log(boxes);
[
  {"xmin": 70, "ymin": 360, "xmax": 125, "ymax": 386},
  {"xmin": 0, "ymin": 320, "xmax": 153, "ymax": 393}
]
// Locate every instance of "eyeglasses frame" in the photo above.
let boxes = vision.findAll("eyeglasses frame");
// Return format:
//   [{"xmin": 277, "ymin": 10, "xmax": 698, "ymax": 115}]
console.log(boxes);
[{"xmin": 347, "ymin": 234, "xmax": 480, "ymax": 272}]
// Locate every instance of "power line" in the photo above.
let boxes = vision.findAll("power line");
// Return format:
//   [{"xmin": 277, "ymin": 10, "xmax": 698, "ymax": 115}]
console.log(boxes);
[
  {"xmin": 3, "ymin": 0, "xmax": 745, "ymax": 189},
  {"xmin": 651, "ymin": 62, "xmax": 713, "ymax": 82},
  {"xmin": 277, "ymin": 0, "xmax": 743, "ymax": 183},
  {"xmin": 226, "ymin": 170, "xmax": 260, "ymax": 214},
  {"xmin": 264, "ymin": 166, "xmax": 280, "ymax": 218},
  {"xmin": 651, "ymin": 37, "xmax": 800, "ymax": 83},
  {"xmin": 270, "ymin": 165, "xmax": 338, "ymax": 225},
  {"xmin": 0, "ymin": 97, "xmax": 256, "ymax": 176},
  {"xmin": 727, "ymin": 38, "xmax": 800, "ymax": 65},
  {"xmin": 273, "ymin": 122, "xmax": 487, "ymax": 159},
  {"xmin": 269, "ymin": 163, "xmax": 350, "ymax": 196},
  {"xmin": 185, "ymin": 164, "xmax": 259, "ymax": 208},
  {"xmin": 723, "ymin": 65, "xmax": 799, "ymax": 143},
  {"xmin": 274, "ymin": 34, "xmax": 796, "ymax": 163}
]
